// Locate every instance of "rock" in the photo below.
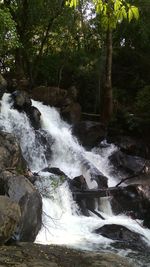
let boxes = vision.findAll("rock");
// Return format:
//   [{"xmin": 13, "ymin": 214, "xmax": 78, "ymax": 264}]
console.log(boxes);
[
  {"xmin": 72, "ymin": 121, "xmax": 106, "ymax": 149},
  {"xmin": 31, "ymin": 86, "xmax": 67, "ymax": 107},
  {"xmin": 94, "ymin": 224, "xmax": 147, "ymax": 250},
  {"xmin": 0, "ymin": 243, "xmax": 135, "ymax": 267},
  {"xmin": 11, "ymin": 91, "xmax": 42, "ymax": 129},
  {"xmin": 109, "ymin": 150, "xmax": 145, "ymax": 176},
  {"xmin": 27, "ymin": 106, "xmax": 41, "ymax": 130},
  {"xmin": 12, "ymin": 90, "xmax": 32, "ymax": 111},
  {"xmin": 90, "ymin": 168, "xmax": 108, "ymax": 189},
  {"xmin": 0, "ymin": 196, "xmax": 21, "ymax": 244},
  {"xmin": 0, "ymin": 131, "xmax": 26, "ymax": 171},
  {"xmin": 0, "ymin": 74, "xmax": 7, "ymax": 99},
  {"xmin": 110, "ymin": 184, "xmax": 150, "ymax": 228},
  {"xmin": 107, "ymin": 135, "xmax": 149, "ymax": 158},
  {"xmin": 35, "ymin": 130, "xmax": 53, "ymax": 162},
  {"xmin": 0, "ymin": 170, "xmax": 42, "ymax": 241},
  {"xmin": 61, "ymin": 98, "xmax": 82, "ymax": 124},
  {"xmin": 41, "ymin": 167, "xmax": 67, "ymax": 177}
]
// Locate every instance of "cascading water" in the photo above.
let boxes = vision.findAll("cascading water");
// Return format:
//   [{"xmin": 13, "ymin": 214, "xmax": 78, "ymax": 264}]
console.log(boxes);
[{"xmin": 1, "ymin": 93, "xmax": 150, "ymax": 260}]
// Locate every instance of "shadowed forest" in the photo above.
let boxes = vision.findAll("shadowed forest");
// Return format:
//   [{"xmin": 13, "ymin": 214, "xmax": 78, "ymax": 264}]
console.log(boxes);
[{"xmin": 0, "ymin": 0, "xmax": 150, "ymax": 137}]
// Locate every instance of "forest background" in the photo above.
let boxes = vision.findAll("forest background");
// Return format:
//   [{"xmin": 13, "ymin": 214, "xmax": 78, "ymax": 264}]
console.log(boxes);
[{"xmin": 0, "ymin": 0, "xmax": 150, "ymax": 137}]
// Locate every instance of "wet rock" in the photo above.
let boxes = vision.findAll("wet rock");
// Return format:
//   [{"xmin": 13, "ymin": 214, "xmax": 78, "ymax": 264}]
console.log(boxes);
[
  {"xmin": 0, "ymin": 131, "xmax": 26, "ymax": 171},
  {"xmin": 0, "ymin": 196, "xmax": 21, "ymax": 244},
  {"xmin": 27, "ymin": 106, "xmax": 41, "ymax": 130},
  {"xmin": 109, "ymin": 150, "xmax": 145, "ymax": 176},
  {"xmin": 107, "ymin": 135, "xmax": 149, "ymax": 158},
  {"xmin": 0, "ymin": 170, "xmax": 42, "ymax": 241},
  {"xmin": 72, "ymin": 121, "xmax": 106, "ymax": 149},
  {"xmin": 12, "ymin": 90, "xmax": 32, "ymax": 111},
  {"xmin": 94, "ymin": 224, "xmax": 147, "ymax": 250},
  {"xmin": 110, "ymin": 184, "xmax": 150, "ymax": 228},
  {"xmin": 41, "ymin": 167, "xmax": 67, "ymax": 177},
  {"xmin": 90, "ymin": 168, "xmax": 108, "ymax": 189},
  {"xmin": 0, "ymin": 74, "xmax": 7, "ymax": 99},
  {"xmin": 11, "ymin": 90, "xmax": 42, "ymax": 129}
]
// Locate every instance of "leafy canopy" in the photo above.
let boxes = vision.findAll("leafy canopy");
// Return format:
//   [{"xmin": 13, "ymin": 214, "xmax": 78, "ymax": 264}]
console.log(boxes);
[{"xmin": 66, "ymin": 0, "xmax": 139, "ymax": 29}]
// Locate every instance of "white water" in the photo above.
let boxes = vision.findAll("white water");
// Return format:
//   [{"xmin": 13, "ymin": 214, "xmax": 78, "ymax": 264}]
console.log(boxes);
[{"xmin": 1, "ymin": 93, "xmax": 150, "ymax": 250}]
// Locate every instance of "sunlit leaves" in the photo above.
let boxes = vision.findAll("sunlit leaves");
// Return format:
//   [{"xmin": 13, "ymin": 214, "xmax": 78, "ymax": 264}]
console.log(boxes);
[
  {"xmin": 65, "ymin": 0, "xmax": 139, "ymax": 30},
  {"xmin": 128, "ymin": 5, "xmax": 139, "ymax": 22}
]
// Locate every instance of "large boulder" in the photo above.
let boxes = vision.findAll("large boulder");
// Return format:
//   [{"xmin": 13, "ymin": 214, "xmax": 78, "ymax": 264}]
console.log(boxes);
[
  {"xmin": 72, "ymin": 121, "xmax": 106, "ymax": 149},
  {"xmin": 30, "ymin": 86, "xmax": 67, "ymax": 107},
  {"xmin": 0, "ymin": 131, "xmax": 26, "ymax": 171},
  {"xmin": 0, "ymin": 196, "xmax": 21, "ymax": 244},
  {"xmin": 109, "ymin": 150, "xmax": 146, "ymax": 177},
  {"xmin": 94, "ymin": 224, "xmax": 148, "ymax": 251},
  {"xmin": 12, "ymin": 90, "xmax": 32, "ymax": 111},
  {"xmin": 0, "ymin": 170, "xmax": 42, "ymax": 241},
  {"xmin": 11, "ymin": 91, "xmax": 41, "ymax": 129}
]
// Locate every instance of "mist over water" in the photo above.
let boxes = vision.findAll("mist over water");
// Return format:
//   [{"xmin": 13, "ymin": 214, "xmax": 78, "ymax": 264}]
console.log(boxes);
[{"xmin": 1, "ymin": 93, "xmax": 150, "ymax": 256}]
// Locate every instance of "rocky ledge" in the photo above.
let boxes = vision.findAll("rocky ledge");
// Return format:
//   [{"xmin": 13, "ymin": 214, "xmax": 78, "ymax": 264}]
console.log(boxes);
[{"xmin": 0, "ymin": 243, "xmax": 134, "ymax": 267}]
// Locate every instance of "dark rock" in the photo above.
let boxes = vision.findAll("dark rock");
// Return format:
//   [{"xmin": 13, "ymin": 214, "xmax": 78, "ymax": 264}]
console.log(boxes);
[
  {"xmin": 94, "ymin": 224, "xmax": 147, "ymax": 250},
  {"xmin": 61, "ymin": 99, "xmax": 82, "ymax": 124},
  {"xmin": 11, "ymin": 90, "xmax": 42, "ymax": 129},
  {"xmin": 0, "ymin": 131, "xmax": 27, "ymax": 171},
  {"xmin": 41, "ymin": 167, "xmax": 67, "ymax": 177},
  {"xmin": 26, "ymin": 106, "xmax": 41, "ymax": 130},
  {"xmin": 0, "ymin": 74, "xmax": 7, "ymax": 99},
  {"xmin": 0, "ymin": 170, "xmax": 42, "ymax": 242},
  {"xmin": 35, "ymin": 130, "xmax": 53, "ymax": 162},
  {"xmin": 0, "ymin": 196, "xmax": 21, "ymax": 244},
  {"xmin": 110, "ymin": 184, "xmax": 150, "ymax": 228},
  {"xmin": 12, "ymin": 90, "xmax": 32, "ymax": 111},
  {"xmin": 90, "ymin": 167, "xmax": 108, "ymax": 189},
  {"xmin": 30, "ymin": 86, "xmax": 67, "ymax": 107},
  {"xmin": 69, "ymin": 175, "xmax": 88, "ymax": 191},
  {"xmin": 72, "ymin": 121, "xmax": 106, "ymax": 149},
  {"xmin": 109, "ymin": 150, "xmax": 145, "ymax": 176},
  {"xmin": 107, "ymin": 135, "xmax": 149, "ymax": 158}
]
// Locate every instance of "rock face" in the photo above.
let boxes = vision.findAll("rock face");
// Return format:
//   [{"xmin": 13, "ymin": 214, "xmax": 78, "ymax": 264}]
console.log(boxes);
[
  {"xmin": 0, "ymin": 196, "xmax": 21, "ymax": 244},
  {"xmin": 0, "ymin": 171, "xmax": 42, "ymax": 241},
  {"xmin": 0, "ymin": 131, "xmax": 26, "ymax": 171}
]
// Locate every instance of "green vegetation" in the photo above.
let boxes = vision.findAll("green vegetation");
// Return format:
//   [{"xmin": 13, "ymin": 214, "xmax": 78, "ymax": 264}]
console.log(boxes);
[{"xmin": 0, "ymin": 0, "xmax": 150, "ymax": 134}]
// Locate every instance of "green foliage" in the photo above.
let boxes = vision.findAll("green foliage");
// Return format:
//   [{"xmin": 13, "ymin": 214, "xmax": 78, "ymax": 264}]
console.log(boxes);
[
  {"xmin": 66, "ymin": 0, "xmax": 139, "ymax": 29},
  {"xmin": 0, "ymin": 6, "xmax": 19, "ymax": 54}
]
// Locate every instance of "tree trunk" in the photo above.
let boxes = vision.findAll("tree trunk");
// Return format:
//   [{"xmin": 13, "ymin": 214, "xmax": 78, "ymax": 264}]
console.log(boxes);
[{"xmin": 101, "ymin": 28, "xmax": 113, "ymax": 127}]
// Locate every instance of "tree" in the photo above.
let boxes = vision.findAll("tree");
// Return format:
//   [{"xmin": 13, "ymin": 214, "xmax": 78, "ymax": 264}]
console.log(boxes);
[{"xmin": 66, "ymin": 0, "xmax": 139, "ymax": 126}]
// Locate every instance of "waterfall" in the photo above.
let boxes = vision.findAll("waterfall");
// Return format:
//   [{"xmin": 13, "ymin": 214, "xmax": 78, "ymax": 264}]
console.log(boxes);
[{"xmin": 1, "ymin": 93, "xmax": 150, "ymax": 250}]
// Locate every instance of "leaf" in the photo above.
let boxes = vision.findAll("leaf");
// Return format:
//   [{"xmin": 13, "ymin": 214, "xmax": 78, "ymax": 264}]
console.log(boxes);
[
  {"xmin": 128, "ymin": 8, "xmax": 133, "ymax": 22},
  {"xmin": 130, "ymin": 6, "xmax": 139, "ymax": 20},
  {"xmin": 114, "ymin": 0, "xmax": 121, "ymax": 12}
]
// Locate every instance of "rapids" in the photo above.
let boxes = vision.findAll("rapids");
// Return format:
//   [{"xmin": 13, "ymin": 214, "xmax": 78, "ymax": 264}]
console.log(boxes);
[{"xmin": 0, "ymin": 93, "xmax": 150, "ymax": 265}]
